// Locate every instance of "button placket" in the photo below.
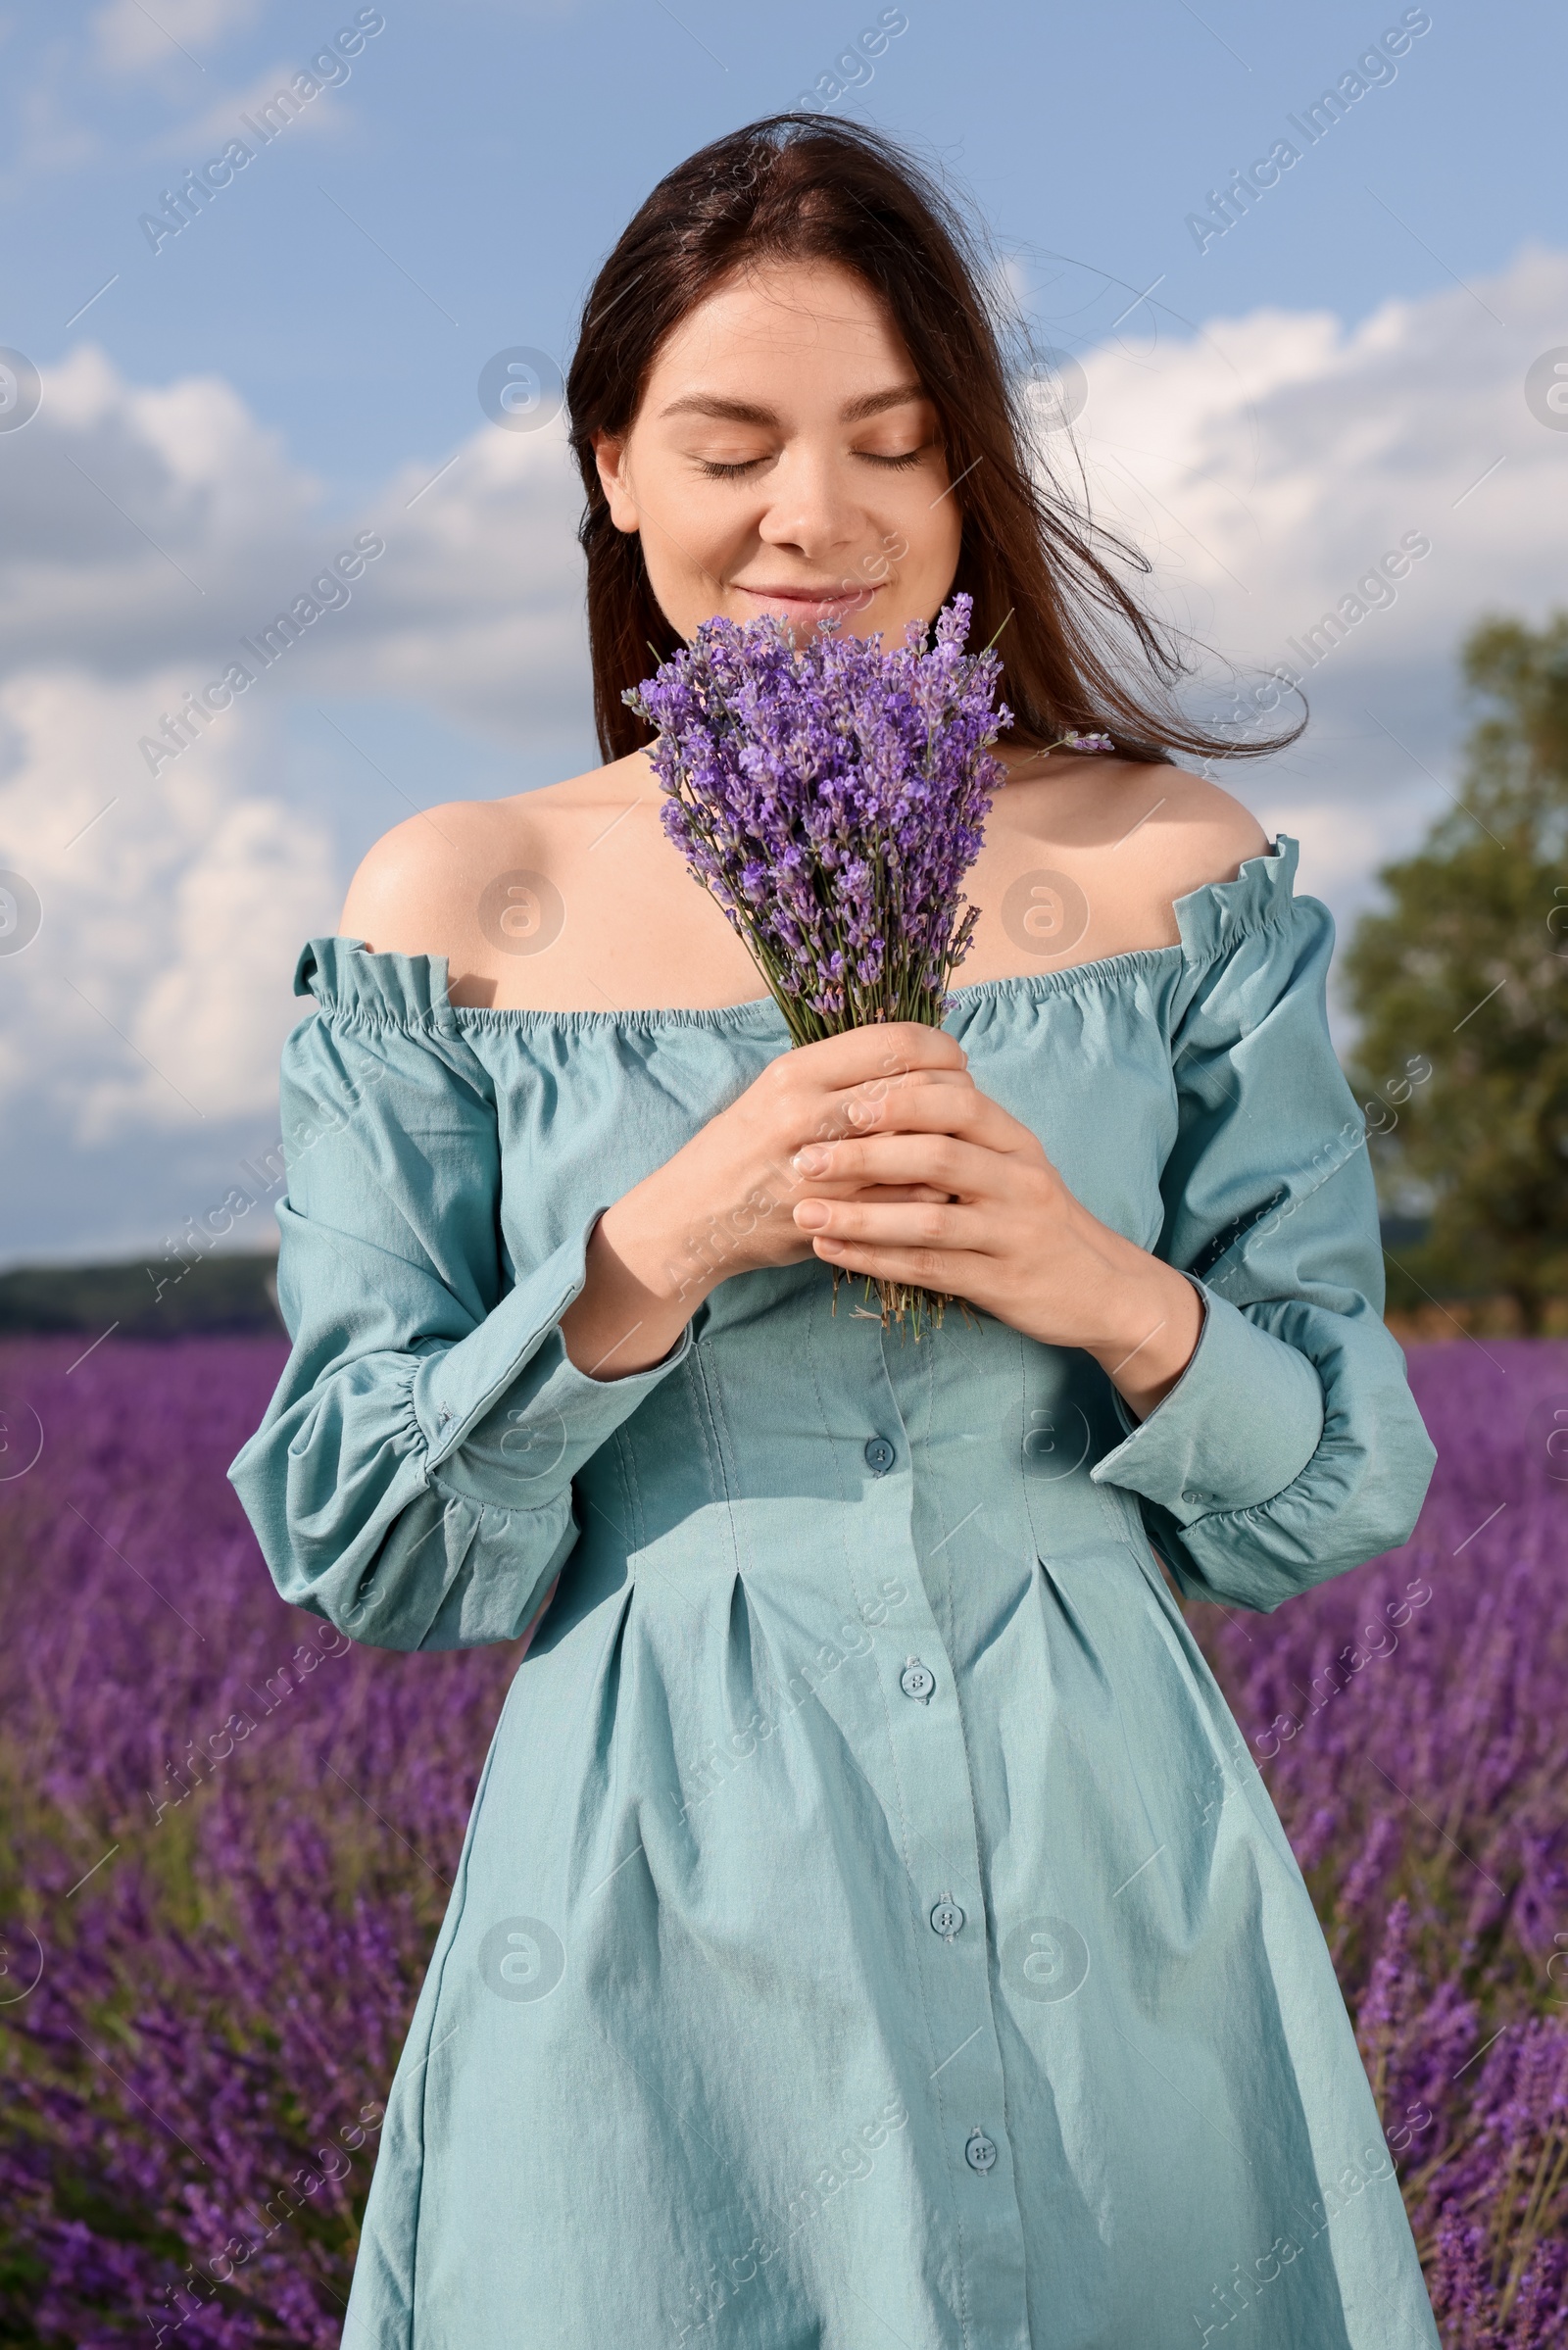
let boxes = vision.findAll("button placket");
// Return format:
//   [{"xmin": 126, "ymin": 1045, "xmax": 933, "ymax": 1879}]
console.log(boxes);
[{"xmin": 879, "ymin": 1306, "xmax": 1034, "ymax": 2330}]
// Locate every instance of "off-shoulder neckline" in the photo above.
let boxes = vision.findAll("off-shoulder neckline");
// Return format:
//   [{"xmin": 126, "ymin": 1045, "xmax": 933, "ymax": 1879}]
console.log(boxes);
[{"xmin": 294, "ymin": 836, "xmax": 1299, "ymax": 1031}]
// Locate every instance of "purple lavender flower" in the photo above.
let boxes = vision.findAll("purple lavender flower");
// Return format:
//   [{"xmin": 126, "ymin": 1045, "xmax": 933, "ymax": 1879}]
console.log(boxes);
[
  {"xmin": 626, "ymin": 594, "xmax": 1011, "ymax": 1039},
  {"xmin": 1189, "ymin": 1338, "xmax": 1568, "ymax": 2341},
  {"xmin": 626, "ymin": 594, "xmax": 1012, "ymax": 1336},
  {"xmin": 3, "ymin": 1334, "xmax": 1568, "ymax": 2340}
]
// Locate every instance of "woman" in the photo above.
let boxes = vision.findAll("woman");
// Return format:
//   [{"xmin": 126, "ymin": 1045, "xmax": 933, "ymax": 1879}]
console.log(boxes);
[{"xmin": 229, "ymin": 116, "xmax": 1441, "ymax": 2349}]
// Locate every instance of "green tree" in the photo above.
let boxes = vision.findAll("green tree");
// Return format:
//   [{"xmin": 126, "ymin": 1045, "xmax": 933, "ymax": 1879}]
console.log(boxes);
[{"xmin": 1344, "ymin": 612, "xmax": 1568, "ymax": 1333}]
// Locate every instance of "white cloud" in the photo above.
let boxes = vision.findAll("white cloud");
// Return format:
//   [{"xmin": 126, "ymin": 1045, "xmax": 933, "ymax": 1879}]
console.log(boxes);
[
  {"xmin": 0, "ymin": 669, "xmax": 337, "ymax": 1144},
  {"xmin": 2, "ymin": 247, "xmax": 1564, "ymax": 1188},
  {"xmin": 159, "ymin": 58, "xmax": 360, "ymax": 160},
  {"xmin": 1067, "ymin": 258, "xmax": 1562, "ymax": 665},
  {"xmin": 0, "ymin": 340, "xmax": 588, "ymax": 731},
  {"xmin": 91, "ymin": 0, "xmax": 267, "ymax": 74},
  {"xmin": 1046, "ymin": 244, "xmax": 1568, "ymax": 920},
  {"xmin": 0, "ymin": 347, "xmax": 587, "ymax": 1163}
]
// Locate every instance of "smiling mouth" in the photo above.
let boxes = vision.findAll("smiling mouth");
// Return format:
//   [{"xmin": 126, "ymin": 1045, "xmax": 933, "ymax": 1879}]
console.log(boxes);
[{"xmin": 733, "ymin": 582, "xmax": 882, "ymax": 615}]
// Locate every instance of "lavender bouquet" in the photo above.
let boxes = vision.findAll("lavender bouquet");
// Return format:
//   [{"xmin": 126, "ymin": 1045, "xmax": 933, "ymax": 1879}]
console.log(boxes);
[{"xmin": 625, "ymin": 592, "xmax": 1012, "ymax": 1337}]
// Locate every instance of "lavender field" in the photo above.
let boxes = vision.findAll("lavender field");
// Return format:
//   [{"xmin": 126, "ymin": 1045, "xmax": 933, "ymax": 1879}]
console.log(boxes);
[{"xmin": 1, "ymin": 1332, "xmax": 1564, "ymax": 2347}]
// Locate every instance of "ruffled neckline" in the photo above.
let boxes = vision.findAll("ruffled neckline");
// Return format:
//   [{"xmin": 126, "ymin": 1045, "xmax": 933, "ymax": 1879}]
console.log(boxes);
[{"xmin": 292, "ymin": 836, "xmax": 1299, "ymax": 1032}]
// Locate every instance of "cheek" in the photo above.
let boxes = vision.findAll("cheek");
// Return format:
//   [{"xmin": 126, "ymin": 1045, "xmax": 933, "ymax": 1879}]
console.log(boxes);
[
  {"xmin": 843, "ymin": 494, "xmax": 962, "ymax": 638},
  {"xmin": 634, "ymin": 471, "xmax": 762, "ymax": 628},
  {"xmin": 922, "ymin": 500, "xmax": 964, "ymax": 597},
  {"xmin": 898, "ymin": 468, "xmax": 963, "ymax": 583}
]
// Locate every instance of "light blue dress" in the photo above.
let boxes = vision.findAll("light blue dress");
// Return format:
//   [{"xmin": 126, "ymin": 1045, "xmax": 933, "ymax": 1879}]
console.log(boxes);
[{"xmin": 228, "ymin": 838, "xmax": 1441, "ymax": 2350}]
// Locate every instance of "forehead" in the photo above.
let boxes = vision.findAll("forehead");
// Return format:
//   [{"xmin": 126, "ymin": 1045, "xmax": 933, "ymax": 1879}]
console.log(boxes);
[{"xmin": 645, "ymin": 260, "xmax": 918, "ymax": 396}]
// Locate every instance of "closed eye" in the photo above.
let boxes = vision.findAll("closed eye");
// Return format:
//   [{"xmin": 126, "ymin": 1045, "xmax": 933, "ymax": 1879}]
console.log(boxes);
[{"xmin": 693, "ymin": 447, "xmax": 929, "ymax": 481}]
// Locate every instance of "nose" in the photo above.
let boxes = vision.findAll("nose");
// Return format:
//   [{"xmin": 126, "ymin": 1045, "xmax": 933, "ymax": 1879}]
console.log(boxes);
[{"xmin": 755, "ymin": 445, "xmax": 867, "ymax": 568}]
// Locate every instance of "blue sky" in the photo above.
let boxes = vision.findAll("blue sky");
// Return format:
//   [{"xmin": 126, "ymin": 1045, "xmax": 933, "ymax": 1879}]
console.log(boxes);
[
  {"xmin": 1, "ymin": 0, "xmax": 1564, "ymax": 1264},
  {"xmin": 9, "ymin": 0, "xmax": 1560, "ymax": 476}
]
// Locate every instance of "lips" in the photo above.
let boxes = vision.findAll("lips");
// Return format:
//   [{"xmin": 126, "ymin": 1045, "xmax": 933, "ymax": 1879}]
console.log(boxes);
[{"xmin": 732, "ymin": 582, "xmax": 882, "ymax": 626}]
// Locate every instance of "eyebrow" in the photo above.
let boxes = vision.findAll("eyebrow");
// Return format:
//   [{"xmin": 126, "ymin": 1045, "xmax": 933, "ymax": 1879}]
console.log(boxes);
[{"xmin": 657, "ymin": 382, "xmax": 928, "ymax": 427}]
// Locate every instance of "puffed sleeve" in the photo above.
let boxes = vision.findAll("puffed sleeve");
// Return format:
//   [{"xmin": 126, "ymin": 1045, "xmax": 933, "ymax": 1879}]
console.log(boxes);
[
  {"xmin": 226, "ymin": 939, "xmax": 695, "ymax": 1650},
  {"xmin": 1090, "ymin": 856, "xmax": 1437, "ymax": 1612}
]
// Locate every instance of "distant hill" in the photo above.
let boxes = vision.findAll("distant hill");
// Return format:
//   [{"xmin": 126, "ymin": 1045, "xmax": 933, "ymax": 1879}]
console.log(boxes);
[
  {"xmin": 0, "ymin": 1218, "xmax": 1448, "ymax": 1344},
  {"xmin": 0, "ymin": 1251, "xmax": 285, "ymax": 1339}
]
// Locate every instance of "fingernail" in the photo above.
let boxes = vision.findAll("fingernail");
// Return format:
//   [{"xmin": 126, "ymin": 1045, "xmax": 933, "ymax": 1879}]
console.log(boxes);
[
  {"xmin": 793, "ymin": 1146, "xmax": 830, "ymax": 1174},
  {"xmin": 795, "ymin": 1201, "xmax": 830, "ymax": 1229}
]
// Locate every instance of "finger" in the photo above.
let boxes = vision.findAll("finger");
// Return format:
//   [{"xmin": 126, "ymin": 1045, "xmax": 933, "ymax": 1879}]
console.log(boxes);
[
  {"xmin": 803, "ymin": 1087, "xmax": 1023, "ymax": 1163},
  {"xmin": 784, "ymin": 1067, "xmax": 975, "ymax": 1158},
  {"xmin": 809, "ymin": 1233, "xmax": 981, "ymax": 1294},
  {"xmin": 825, "ymin": 1064, "xmax": 976, "ymax": 1125},
  {"xmin": 793, "ymin": 1196, "xmax": 989, "ymax": 1252},
  {"xmin": 848, "ymin": 1087, "xmax": 1026, "ymax": 1152},
  {"xmin": 787, "ymin": 1021, "xmax": 968, "ymax": 1085},
  {"xmin": 851, "ymin": 1182, "xmax": 957, "ymax": 1206},
  {"xmin": 792, "ymin": 1132, "xmax": 1000, "ymax": 1197},
  {"xmin": 789, "ymin": 1177, "xmax": 956, "ymax": 1205}
]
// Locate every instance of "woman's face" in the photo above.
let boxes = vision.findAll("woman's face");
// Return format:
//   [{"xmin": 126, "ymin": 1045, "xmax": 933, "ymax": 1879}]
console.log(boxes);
[{"xmin": 593, "ymin": 259, "xmax": 962, "ymax": 644}]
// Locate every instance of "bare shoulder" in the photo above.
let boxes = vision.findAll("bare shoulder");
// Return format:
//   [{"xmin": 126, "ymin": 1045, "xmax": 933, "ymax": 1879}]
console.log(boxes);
[
  {"xmin": 976, "ymin": 752, "xmax": 1271, "ymax": 970},
  {"xmin": 1117, "ymin": 763, "xmax": 1271, "ymax": 891},
  {"xmin": 336, "ymin": 752, "xmax": 648, "ymax": 955},
  {"xmin": 336, "ymin": 799, "xmax": 519, "ymax": 955},
  {"xmin": 1090, "ymin": 763, "xmax": 1270, "ymax": 951}
]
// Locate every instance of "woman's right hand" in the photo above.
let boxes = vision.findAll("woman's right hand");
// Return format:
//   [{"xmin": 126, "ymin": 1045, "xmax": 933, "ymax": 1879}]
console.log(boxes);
[{"xmin": 560, "ymin": 1022, "xmax": 974, "ymax": 1378}]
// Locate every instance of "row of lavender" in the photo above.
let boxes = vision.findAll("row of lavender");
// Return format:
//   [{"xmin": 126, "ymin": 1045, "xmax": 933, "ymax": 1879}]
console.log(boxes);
[
  {"xmin": 0, "ymin": 1334, "xmax": 517, "ymax": 2348},
  {"xmin": 1193, "ymin": 1340, "xmax": 1568, "ymax": 2344},
  {"xmin": 1, "ymin": 1333, "xmax": 1565, "ymax": 2344}
]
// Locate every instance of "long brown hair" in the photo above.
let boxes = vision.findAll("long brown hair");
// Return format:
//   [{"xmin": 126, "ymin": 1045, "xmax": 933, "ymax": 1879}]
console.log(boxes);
[{"xmin": 566, "ymin": 114, "xmax": 1299, "ymax": 769}]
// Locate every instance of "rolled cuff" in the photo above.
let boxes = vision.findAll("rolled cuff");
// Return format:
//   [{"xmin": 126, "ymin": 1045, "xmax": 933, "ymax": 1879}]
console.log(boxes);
[
  {"xmin": 411, "ymin": 1206, "xmax": 695, "ymax": 1507},
  {"xmin": 1091, "ymin": 1280, "xmax": 1325, "ymax": 1527}
]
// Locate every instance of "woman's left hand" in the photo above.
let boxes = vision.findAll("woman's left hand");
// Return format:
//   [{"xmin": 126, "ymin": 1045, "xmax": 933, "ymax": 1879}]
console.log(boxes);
[{"xmin": 789, "ymin": 1080, "xmax": 1203, "ymax": 1419}]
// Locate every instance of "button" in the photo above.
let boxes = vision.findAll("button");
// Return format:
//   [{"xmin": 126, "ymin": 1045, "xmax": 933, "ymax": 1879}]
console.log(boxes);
[
  {"xmin": 1182, "ymin": 1489, "xmax": 1205, "ymax": 1506},
  {"xmin": 863, "ymin": 1436, "xmax": 896, "ymax": 1475},
  {"xmin": 964, "ymin": 2128, "xmax": 998, "ymax": 2174},
  {"xmin": 930, "ymin": 1897, "xmax": 965, "ymax": 1940},
  {"xmin": 900, "ymin": 1658, "xmax": 936, "ymax": 1703}
]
